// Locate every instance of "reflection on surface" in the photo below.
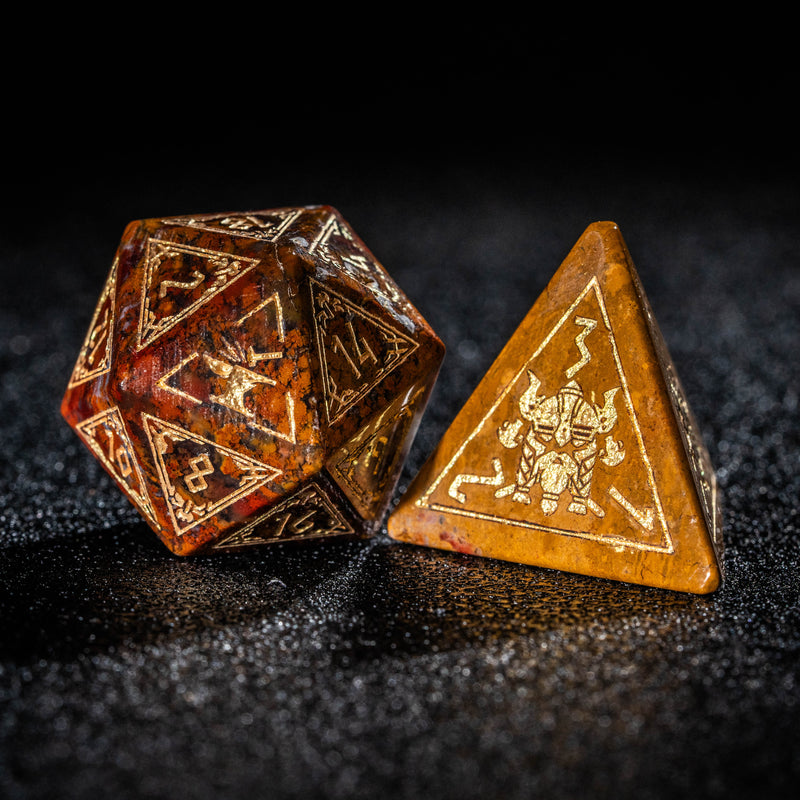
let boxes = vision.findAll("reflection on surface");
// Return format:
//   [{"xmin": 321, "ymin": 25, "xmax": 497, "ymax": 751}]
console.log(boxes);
[
  {"xmin": 0, "ymin": 519, "xmax": 708, "ymax": 663},
  {"xmin": 0, "ymin": 525, "xmax": 369, "ymax": 661},
  {"xmin": 344, "ymin": 539, "xmax": 706, "ymax": 658}
]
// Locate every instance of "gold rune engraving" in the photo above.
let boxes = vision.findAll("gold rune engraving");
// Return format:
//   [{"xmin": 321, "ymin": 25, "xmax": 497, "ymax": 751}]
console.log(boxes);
[
  {"xmin": 68, "ymin": 257, "xmax": 118, "ymax": 388},
  {"xmin": 566, "ymin": 316, "xmax": 597, "ymax": 378},
  {"xmin": 137, "ymin": 239, "xmax": 259, "ymax": 350},
  {"xmin": 247, "ymin": 347, "xmax": 282, "ymax": 366},
  {"xmin": 310, "ymin": 279, "xmax": 418, "ymax": 424},
  {"xmin": 154, "ymin": 292, "xmax": 297, "ymax": 444},
  {"xmin": 142, "ymin": 413, "xmax": 282, "ymax": 537},
  {"xmin": 210, "ymin": 483, "xmax": 355, "ymax": 550},
  {"xmin": 419, "ymin": 277, "xmax": 673, "ymax": 554},
  {"xmin": 74, "ymin": 406, "xmax": 157, "ymax": 526},
  {"xmin": 161, "ymin": 209, "xmax": 302, "ymax": 242}
]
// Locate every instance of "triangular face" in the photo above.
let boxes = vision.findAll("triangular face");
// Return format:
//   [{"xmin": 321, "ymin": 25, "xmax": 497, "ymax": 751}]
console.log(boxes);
[
  {"xmin": 136, "ymin": 238, "xmax": 260, "ymax": 349},
  {"xmin": 154, "ymin": 291, "xmax": 301, "ymax": 445},
  {"xmin": 208, "ymin": 481, "xmax": 356, "ymax": 550},
  {"xmin": 327, "ymin": 383, "xmax": 429, "ymax": 522},
  {"xmin": 68, "ymin": 257, "xmax": 117, "ymax": 388},
  {"xmin": 309, "ymin": 279, "xmax": 418, "ymax": 425},
  {"xmin": 75, "ymin": 405, "xmax": 158, "ymax": 526},
  {"xmin": 388, "ymin": 222, "xmax": 723, "ymax": 594},
  {"xmin": 307, "ymin": 210, "xmax": 404, "ymax": 308},
  {"xmin": 161, "ymin": 208, "xmax": 303, "ymax": 242},
  {"xmin": 417, "ymin": 277, "xmax": 673, "ymax": 553},
  {"xmin": 141, "ymin": 413, "xmax": 283, "ymax": 538}
]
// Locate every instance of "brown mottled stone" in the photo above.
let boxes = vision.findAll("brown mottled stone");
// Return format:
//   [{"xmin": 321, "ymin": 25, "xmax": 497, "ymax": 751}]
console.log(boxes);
[
  {"xmin": 62, "ymin": 206, "xmax": 444, "ymax": 555},
  {"xmin": 387, "ymin": 222, "xmax": 723, "ymax": 594}
]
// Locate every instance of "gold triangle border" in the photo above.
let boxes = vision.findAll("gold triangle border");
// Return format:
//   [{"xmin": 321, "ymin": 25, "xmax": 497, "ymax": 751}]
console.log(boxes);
[
  {"xmin": 141, "ymin": 412, "xmax": 282, "ymax": 537},
  {"xmin": 160, "ymin": 209, "xmax": 303, "ymax": 242},
  {"xmin": 75, "ymin": 405, "xmax": 158, "ymax": 526},
  {"xmin": 136, "ymin": 238, "xmax": 260, "ymax": 351},
  {"xmin": 67, "ymin": 258, "xmax": 118, "ymax": 389},
  {"xmin": 418, "ymin": 277, "xmax": 675, "ymax": 555},
  {"xmin": 308, "ymin": 278, "xmax": 419, "ymax": 426},
  {"xmin": 209, "ymin": 481, "xmax": 355, "ymax": 550}
]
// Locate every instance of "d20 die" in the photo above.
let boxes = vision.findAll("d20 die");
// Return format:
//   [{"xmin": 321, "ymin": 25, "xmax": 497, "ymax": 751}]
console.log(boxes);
[{"xmin": 62, "ymin": 205, "xmax": 444, "ymax": 555}]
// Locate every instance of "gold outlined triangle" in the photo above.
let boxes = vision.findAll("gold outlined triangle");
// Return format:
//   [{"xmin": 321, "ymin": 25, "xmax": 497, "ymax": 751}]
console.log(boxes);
[
  {"xmin": 141, "ymin": 413, "xmax": 282, "ymax": 537},
  {"xmin": 309, "ymin": 210, "xmax": 405, "ymax": 307},
  {"xmin": 161, "ymin": 208, "xmax": 302, "ymax": 242},
  {"xmin": 309, "ymin": 279, "xmax": 418, "ymax": 424},
  {"xmin": 328, "ymin": 384, "xmax": 426, "ymax": 518},
  {"xmin": 210, "ymin": 482, "xmax": 355, "ymax": 550},
  {"xmin": 136, "ymin": 239, "xmax": 260, "ymax": 350},
  {"xmin": 75, "ymin": 405, "xmax": 157, "ymax": 526},
  {"xmin": 68, "ymin": 257, "xmax": 117, "ymax": 388},
  {"xmin": 388, "ymin": 221, "xmax": 722, "ymax": 594},
  {"xmin": 418, "ymin": 277, "xmax": 673, "ymax": 554}
]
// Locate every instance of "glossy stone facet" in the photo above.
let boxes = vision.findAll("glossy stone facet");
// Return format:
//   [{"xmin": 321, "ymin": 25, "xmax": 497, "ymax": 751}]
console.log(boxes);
[
  {"xmin": 387, "ymin": 222, "xmax": 723, "ymax": 594},
  {"xmin": 62, "ymin": 206, "xmax": 444, "ymax": 555}
]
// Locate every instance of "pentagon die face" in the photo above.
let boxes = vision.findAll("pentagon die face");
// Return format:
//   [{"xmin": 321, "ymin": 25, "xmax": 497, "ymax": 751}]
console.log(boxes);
[
  {"xmin": 62, "ymin": 206, "xmax": 444, "ymax": 555},
  {"xmin": 388, "ymin": 222, "xmax": 723, "ymax": 594}
]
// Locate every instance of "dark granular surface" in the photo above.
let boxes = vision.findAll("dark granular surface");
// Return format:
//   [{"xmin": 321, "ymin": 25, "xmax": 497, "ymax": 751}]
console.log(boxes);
[{"xmin": 1, "ymin": 56, "xmax": 799, "ymax": 798}]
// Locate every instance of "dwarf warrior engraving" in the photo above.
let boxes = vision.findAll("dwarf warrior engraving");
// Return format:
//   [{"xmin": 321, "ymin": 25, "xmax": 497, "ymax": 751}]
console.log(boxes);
[{"xmin": 492, "ymin": 371, "xmax": 625, "ymax": 516}]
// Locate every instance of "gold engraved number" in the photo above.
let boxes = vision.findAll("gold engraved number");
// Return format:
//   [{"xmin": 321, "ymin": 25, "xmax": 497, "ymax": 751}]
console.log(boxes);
[
  {"xmin": 85, "ymin": 307, "xmax": 111, "ymax": 367},
  {"xmin": 184, "ymin": 453, "xmax": 214, "ymax": 493},
  {"xmin": 159, "ymin": 269, "xmax": 205, "ymax": 298},
  {"xmin": 333, "ymin": 320, "xmax": 377, "ymax": 378},
  {"xmin": 272, "ymin": 508, "xmax": 316, "ymax": 539},
  {"xmin": 102, "ymin": 425, "xmax": 133, "ymax": 478}
]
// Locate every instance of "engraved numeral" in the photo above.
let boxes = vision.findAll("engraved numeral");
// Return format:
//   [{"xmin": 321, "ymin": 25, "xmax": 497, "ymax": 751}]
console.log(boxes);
[
  {"xmin": 102, "ymin": 425, "xmax": 133, "ymax": 478},
  {"xmin": 159, "ymin": 269, "xmax": 205, "ymax": 298},
  {"xmin": 332, "ymin": 321, "xmax": 377, "ymax": 379},
  {"xmin": 272, "ymin": 508, "xmax": 316, "ymax": 538},
  {"xmin": 184, "ymin": 453, "xmax": 214, "ymax": 493}
]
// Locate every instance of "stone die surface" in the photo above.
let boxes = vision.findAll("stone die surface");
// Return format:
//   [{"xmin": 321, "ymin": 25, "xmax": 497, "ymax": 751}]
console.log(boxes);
[
  {"xmin": 388, "ymin": 221, "xmax": 723, "ymax": 594},
  {"xmin": 61, "ymin": 206, "xmax": 444, "ymax": 555}
]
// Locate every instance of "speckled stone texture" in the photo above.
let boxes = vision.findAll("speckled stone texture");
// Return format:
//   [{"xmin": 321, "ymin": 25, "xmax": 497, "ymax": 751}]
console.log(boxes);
[
  {"xmin": 59, "ymin": 206, "xmax": 443, "ymax": 555},
  {"xmin": 2, "ymin": 119, "xmax": 799, "ymax": 799}
]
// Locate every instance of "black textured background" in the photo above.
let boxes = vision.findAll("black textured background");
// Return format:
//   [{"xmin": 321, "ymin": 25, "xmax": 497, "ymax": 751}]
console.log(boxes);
[{"xmin": 2, "ymin": 21, "xmax": 799, "ymax": 800}]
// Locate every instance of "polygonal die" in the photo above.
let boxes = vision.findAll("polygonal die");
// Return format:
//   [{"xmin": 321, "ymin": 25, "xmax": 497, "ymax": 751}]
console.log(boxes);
[
  {"xmin": 62, "ymin": 206, "xmax": 444, "ymax": 555},
  {"xmin": 388, "ymin": 222, "xmax": 723, "ymax": 594}
]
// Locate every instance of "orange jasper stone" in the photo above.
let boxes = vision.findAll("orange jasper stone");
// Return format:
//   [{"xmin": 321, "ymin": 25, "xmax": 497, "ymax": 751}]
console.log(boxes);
[{"xmin": 387, "ymin": 222, "xmax": 723, "ymax": 594}]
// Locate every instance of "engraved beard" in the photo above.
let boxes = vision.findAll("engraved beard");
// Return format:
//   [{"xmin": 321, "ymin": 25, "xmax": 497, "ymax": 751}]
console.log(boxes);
[{"xmin": 496, "ymin": 371, "xmax": 625, "ymax": 517}]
